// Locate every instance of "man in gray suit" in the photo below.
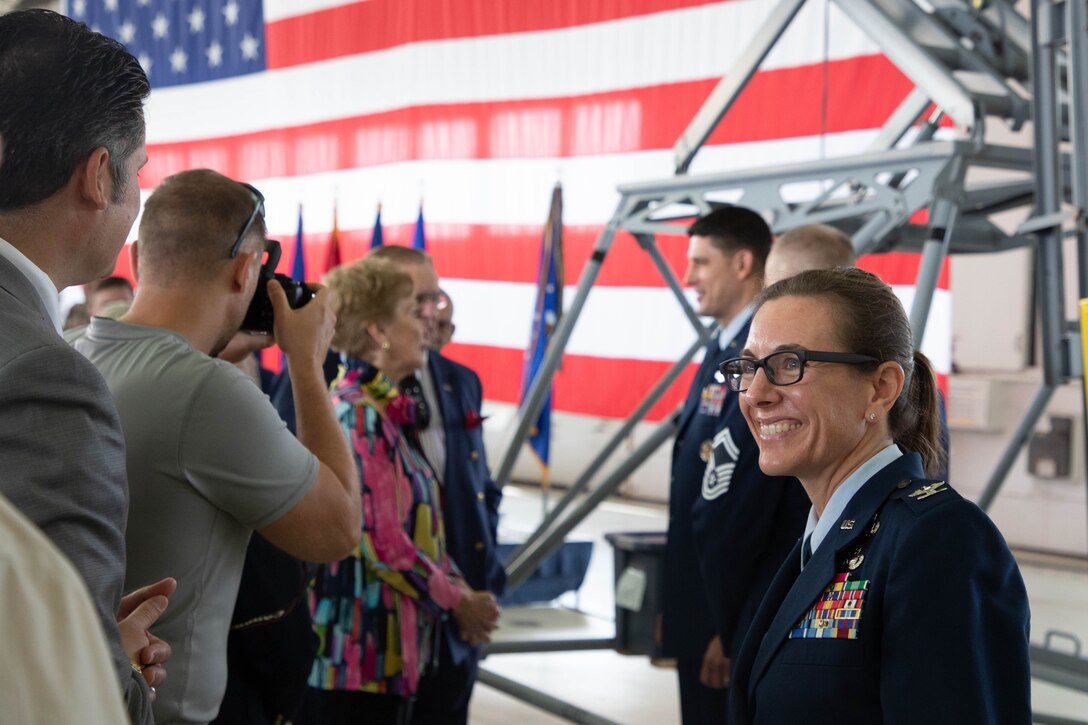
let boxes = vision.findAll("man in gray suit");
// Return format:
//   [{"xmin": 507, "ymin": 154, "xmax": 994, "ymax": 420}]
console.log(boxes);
[{"xmin": 0, "ymin": 11, "xmax": 173, "ymax": 723}]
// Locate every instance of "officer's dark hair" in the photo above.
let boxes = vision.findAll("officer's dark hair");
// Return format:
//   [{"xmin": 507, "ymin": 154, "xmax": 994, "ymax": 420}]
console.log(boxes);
[
  {"xmin": 687, "ymin": 205, "xmax": 773, "ymax": 271},
  {"xmin": 0, "ymin": 9, "xmax": 150, "ymax": 210},
  {"xmin": 755, "ymin": 267, "xmax": 943, "ymax": 476}
]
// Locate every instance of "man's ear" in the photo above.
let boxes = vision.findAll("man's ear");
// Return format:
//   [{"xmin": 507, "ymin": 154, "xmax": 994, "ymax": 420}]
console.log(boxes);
[
  {"xmin": 128, "ymin": 240, "xmax": 141, "ymax": 282},
  {"xmin": 79, "ymin": 147, "xmax": 112, "ymax": 211},
  {"xmin": 732, "ymin": 248, "xmax": 756, "ymax": 281},
  {"xmin": 231, "ymin": 250, "xmax": 258, "ymax": 291}
]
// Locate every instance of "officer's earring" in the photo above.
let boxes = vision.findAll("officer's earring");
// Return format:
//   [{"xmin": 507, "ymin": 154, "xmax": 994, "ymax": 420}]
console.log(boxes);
[
  {"xmin": 868, "ymin": 412, "xmax": 876, "ymax": 422},
  {"xmin": 381, "ymin": 340, "xmax": 391, "ymax": 351}
]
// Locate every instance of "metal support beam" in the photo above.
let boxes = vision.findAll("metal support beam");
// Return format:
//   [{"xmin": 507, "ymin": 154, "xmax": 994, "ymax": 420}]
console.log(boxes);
[
  {"xmin": 977, "ymin": 384, "xmax": 1056, "ymax": 511},
  {"xmin": 504, "ymin": 228, "xmax": 707, "ymax": 563},
  {"xmin": 673, "ymin": 0, "xmax": 806, "ymax": 174},
  {"xmin": 1068, "ymin": 0, "xmax": 1088, "ymax": 298},
  {"xmin": 477, "ymin": 669, "xmax": 622, "ymax": 725},
  {"xmin": 834, "ymin": 0, "xmax": 980, "ymax": 131},
  {"xmin": 483, "ymin": 637, "xmax": 615, "ymax": 656},
  {"xmin": 506, "ymin": 339, "xmax": 698, "ymax": 563},
  {"xmin": 506, "ymin": 417, "xmax": 678, "ymax": 590},
  {"xmin": 493, "ymin": 199, "xmax": 639, "ymax": 489},
  {"xmin": 1032, "ymin": 0, "xmax": 1071, "ymax": 386},
  {"xmin": 909, "ymin": 198, "xmax": 958, "ymax": 347}
]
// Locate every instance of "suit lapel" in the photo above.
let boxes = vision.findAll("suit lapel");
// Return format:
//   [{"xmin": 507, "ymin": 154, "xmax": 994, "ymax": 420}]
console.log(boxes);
[
  {"xmin": 0, "ymin": 254, "xmax": 51, "ymax": 325},
  {"xmin": 747, "ymin": 454, "xmax": 926, "ymax": 693}
]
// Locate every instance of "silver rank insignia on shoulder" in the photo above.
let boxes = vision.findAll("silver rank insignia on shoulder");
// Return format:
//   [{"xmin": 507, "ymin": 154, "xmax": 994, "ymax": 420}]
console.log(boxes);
[
  {"xmin": 908, "ymin": 480, "xmax": 948, "ymax": 501},
  {"xmin": 840, "ymin": 519, "xmax": 855, "ymax": 530}
]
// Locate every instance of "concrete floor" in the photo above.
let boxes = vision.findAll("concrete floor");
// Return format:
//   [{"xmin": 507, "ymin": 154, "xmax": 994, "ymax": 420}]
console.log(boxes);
[{"xmin": 468, "ymin": 485, "xmax": 1088, "ymax": 724}]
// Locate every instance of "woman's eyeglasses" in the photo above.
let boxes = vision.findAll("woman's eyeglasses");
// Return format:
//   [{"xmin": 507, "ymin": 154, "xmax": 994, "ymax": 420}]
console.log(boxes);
[{"xmin": 718, "ymin": 349, "xmax": 880, "ymax": 392}]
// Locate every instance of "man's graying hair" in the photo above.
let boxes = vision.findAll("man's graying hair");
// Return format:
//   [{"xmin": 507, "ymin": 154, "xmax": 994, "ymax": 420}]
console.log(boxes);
[{"xmin": 0, "ymin": 10, "xmax": 149, "ymax": 210}]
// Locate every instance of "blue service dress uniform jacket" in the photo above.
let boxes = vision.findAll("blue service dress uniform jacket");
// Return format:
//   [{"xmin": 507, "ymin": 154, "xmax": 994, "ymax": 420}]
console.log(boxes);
[
  {"xmin": 728, "ymin": 453, "xmax": 1031, "ymax": 725},
  {"xmin": 662, "ymin": 322, "xmax": 808, "ymax": 660}
]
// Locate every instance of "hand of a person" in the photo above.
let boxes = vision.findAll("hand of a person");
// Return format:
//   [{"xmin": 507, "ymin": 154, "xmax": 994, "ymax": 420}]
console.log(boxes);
[
  {"xmin": 452, "ymin": 589, "xmax": 501, "ymax": 646},
  {"xmin": 117, "ymin": 577, "xmax": 177, "ymax": 697},
  {"xmin": 268, "ymin": 280, "xmax": 336, "ymax": 369},
  {"xmin": 699, "ymin": 635, "xmax": 731, "ymax": 689},
  {"xmin": 216, "ymin": 329, "xmax": 275, "ymax": 363}
]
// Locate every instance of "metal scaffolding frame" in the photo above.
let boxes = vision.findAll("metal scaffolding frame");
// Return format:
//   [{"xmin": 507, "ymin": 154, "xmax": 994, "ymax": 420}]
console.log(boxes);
[{"xmin": 482, "ymin": 1, "xmax": 1088, "ymax": 720}]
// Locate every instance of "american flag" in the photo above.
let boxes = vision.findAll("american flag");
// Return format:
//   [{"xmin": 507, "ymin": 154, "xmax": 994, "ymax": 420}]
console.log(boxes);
[
  {"xmin": 69, "ymin": 0, "xmax": 951, "ymax": 487},
  {"xmin": 74, "ymin": 0, "xmax": 265, "ymax": 87}
]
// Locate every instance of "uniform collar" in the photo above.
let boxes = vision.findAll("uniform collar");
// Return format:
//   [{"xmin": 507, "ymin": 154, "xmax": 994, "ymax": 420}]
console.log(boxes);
[
  {"xmin": 716, "ymin": 303, "xmax": 754, "ymax": 351},
  {"xmin": 801, "ymin": 444, "xmax": 902, "ymax": 568}
]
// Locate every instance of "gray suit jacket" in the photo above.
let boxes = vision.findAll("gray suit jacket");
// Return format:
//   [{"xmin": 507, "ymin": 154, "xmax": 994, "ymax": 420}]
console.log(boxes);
[{"xmin": 0, "ymin": 255, "xmax": 152, "ymax": 724}]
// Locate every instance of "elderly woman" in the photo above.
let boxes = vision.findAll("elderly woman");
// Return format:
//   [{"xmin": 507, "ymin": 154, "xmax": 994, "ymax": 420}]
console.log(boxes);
[
  {"xmin": 724, "ymin": 268, "xmax": 1030, "ymax": 725},
  {"xmin": 306, "ymin": 257, "xmax": 499, "ymax": 724}
]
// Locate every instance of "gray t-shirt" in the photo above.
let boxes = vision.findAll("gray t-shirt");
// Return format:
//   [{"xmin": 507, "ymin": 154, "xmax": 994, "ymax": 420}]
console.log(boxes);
[{"xmin": 72, "ymin": 318, "xmax": 318, "ymax": 725}]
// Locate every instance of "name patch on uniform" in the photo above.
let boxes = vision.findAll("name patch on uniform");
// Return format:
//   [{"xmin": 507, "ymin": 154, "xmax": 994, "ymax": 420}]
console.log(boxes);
[
  {"xmin": 698, "ymin": 383, "xmax": 727, "ymax": 417},
  {"xmin": 788, "ymin": 573, "xmax": 869, "ymax": 640}
]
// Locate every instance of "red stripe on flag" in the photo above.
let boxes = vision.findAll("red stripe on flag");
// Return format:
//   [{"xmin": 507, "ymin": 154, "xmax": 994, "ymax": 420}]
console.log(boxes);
[
  {"xmin": 266, "ymin": 0, "xmax": 731, "ymax": 69},
  {"xmin": 142, "ymin": 56, "xmax": 910, "ymax": 186},
  {"xmin": 857, "ymin": 251, "xmax": 950, "ymax": 289},
  {"xmin": 443, "ymin": 342, "xmax": 696, "ymax": 421}
]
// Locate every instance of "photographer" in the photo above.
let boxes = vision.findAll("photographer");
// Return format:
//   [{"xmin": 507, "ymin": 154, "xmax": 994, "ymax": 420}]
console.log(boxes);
[{"xmin": 70, "ymin": 168, "xmax": 361, "ymax": 725}]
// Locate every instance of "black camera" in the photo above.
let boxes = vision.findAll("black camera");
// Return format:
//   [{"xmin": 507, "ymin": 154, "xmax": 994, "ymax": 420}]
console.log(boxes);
[{"xmin": 240, "ymin": 239, "xmax": 315, "ymax": 333}]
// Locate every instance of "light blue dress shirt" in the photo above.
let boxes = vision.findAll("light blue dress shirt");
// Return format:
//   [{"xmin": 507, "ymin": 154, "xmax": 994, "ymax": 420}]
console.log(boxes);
[{"xmin": 800, "ymin": 443, "xmax": 902, "ymax": 569}]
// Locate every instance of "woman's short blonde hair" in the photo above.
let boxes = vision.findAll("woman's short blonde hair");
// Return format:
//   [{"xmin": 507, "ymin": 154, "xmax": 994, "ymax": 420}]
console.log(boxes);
[{"xmin": 324, "ymin": 256, "xmax": 414, "ymax": 359}]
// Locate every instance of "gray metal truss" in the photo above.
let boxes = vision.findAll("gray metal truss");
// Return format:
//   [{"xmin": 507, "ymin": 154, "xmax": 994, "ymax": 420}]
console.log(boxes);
[{"xmin": 486, "ymin": 1, "xmax": 1088, "ymax": 719}]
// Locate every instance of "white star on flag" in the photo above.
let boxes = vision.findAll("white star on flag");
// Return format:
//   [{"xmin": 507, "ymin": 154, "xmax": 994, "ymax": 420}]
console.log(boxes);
[
  {"xmin": 222, "ymin": 1, "xmax": 240, "ymax": 27},
  {"xmin": 151, "ymin": 13, "xmax": 168, "ymax": 39},
  {"xmin": 118, "ymin": 20, "xmax": 135, "ymax": 43},
  {"xmin": 206, "ymin": 41, "xmax": 223, "ymax": 68},
  {"xmin": 240, "ymin": 33, "xmax": 260, "ymax": 61},
  {"xmin": 169, "ymin": 47, "xmax": 188, "ymax": 73},
  {"xmin": 188, "ymin": 7, "xmax": 205, "ymax": 33}
]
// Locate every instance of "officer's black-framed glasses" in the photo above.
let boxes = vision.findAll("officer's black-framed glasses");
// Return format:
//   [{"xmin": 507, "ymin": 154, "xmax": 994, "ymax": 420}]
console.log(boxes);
[
  {"xmin": 718, "ymin": 350, "xmax": 881, "ymax": 393},
  {"xmin": 229, "ymin": 183, "xmax": 265, "ymax": 258}
]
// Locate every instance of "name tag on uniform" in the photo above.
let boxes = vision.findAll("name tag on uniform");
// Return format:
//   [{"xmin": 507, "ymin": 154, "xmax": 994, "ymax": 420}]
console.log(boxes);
[
  {"xmin": 698, "ymin": 383, "xmax": 726, "ymax": 417},
  {"xmin": 789, "ymin": 573, "xmax": 869, "ymax": 640}
]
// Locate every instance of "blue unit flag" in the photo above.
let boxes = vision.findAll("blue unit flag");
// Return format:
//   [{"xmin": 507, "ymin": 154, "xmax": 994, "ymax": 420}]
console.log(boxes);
[{"xmin": 520, "ymin": 184, "xmax": 564, "ymax": 470}]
